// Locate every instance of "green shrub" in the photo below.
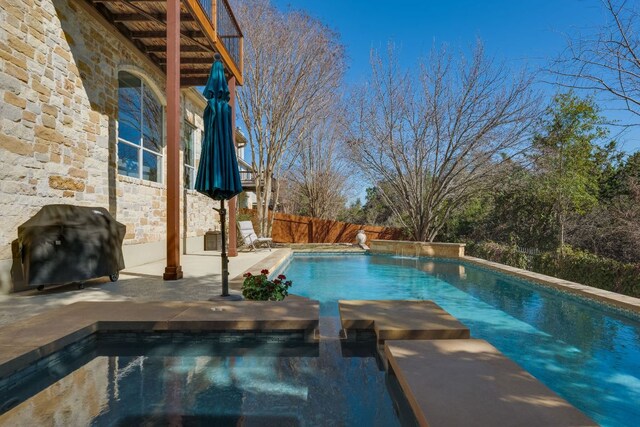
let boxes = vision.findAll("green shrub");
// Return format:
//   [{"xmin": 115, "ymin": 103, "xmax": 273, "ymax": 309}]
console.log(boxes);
[
  {"xmin": 533, "ymin": 246, "xmax": 640, "ymax": 297},
  {"xmin": 469, "ymin": 241, "xmax": 640, "ymax": 298},
  {"xmin": 467, "ymin": 241, "xmax": 529, "ymax": 269},
  {"xmin": 241, "ymin": 269, "xmax": 292, "ymax": 301}
]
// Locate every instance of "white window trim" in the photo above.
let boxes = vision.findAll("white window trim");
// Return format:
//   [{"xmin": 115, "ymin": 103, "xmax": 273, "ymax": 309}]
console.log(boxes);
[
  {"xmin": 183, "ymin": 122, "xmax": 197, "ymax": 190},
  {"xmin": 117, "ymin": 72, "xmax": 164, "ymax": 183}
]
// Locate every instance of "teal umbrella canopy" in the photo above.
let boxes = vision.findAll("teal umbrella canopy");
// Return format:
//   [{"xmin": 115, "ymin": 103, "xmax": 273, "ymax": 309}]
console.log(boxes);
[{"xmin": 195, "ymin": 59, "xmax": 242, "ymax": 201}]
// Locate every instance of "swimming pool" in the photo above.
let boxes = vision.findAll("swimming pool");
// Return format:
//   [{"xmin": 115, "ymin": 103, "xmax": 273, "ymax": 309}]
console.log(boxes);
[
  {"xmin": 284, "ymin": 254, "xmax": 640, "ymax": 427},
  {"xmin": 0, "ymin": 332, "xmax": 404, "ymax": 426}
]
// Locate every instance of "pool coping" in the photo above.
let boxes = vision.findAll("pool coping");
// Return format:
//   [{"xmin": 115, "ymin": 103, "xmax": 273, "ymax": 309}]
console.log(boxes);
[
  {"xmin": 462, "ymin": 255, "xmax": 640, "ymax": 313},
  {"xmin": 229, "ymin": 248, "xmax": 293, "ymax": 292},
  {"xmin": 0, "ymin": 248, "xmax": 316, "ymax": 379},
  {"xmin": 0, "ymin": 248, "xmax": 320, "ymax": 380},
  {"xmin": 0, "ymin": 298, "xmax": 319, "ymax": 379},
  {"xmin": 385, "ymin": 339, "xmax": 597, "ymax": 427},
  {"xmin": 338, "ymin": 300, "xmax": 471, "ymax": 342}
]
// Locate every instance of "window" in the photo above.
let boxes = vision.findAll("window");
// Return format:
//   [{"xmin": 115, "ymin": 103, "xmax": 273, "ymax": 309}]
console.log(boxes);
[
  {"xmin": 117, "ymin": 71, "xmax": 163, "ymax": 182},
  {"xmin": 183, "ymin": 122, "xmax": 196, "ymax": 190}
]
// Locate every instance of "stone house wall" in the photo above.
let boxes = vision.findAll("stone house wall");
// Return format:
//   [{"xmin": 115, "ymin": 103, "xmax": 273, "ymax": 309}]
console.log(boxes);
[{"xmin": 0, "ymin": 0, "xmax": 221, "ymax": 291}]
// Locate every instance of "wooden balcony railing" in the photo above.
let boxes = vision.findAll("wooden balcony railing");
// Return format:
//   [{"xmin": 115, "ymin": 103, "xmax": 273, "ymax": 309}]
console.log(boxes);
[
  {"xmin": 196, "ymin": 0, "xmax": 243, "ymax": 76},
  {"xmin": 237, "ymin": 158, "xmax": 276, "ymax": 192}
]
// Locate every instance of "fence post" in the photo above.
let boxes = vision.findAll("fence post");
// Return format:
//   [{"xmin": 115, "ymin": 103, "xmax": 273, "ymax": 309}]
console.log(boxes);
[{"xmin": 308, "ymin": 219, "xmax": 314, "ymax": 243}]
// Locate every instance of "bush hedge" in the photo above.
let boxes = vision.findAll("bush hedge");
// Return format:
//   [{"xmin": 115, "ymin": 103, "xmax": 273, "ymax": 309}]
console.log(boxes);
[{"xmin": 467, "ymin": 241, "xmax": 640, "ymax": 298}]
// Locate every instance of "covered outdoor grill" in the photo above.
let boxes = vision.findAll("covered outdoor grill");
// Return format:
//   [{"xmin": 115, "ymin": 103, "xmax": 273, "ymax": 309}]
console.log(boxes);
[{"xmin": 17, "ymin": 205, "xmax": 126, "ymax": 289}]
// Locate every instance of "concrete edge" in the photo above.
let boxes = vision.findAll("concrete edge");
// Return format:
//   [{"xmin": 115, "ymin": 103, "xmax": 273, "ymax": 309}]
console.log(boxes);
[
  {"xmin": 376, "ymin": 328, "xmax": 470, "ymax": 341},
  {"xmin": 384, "ymin": 339, "xmax": 597, "ymax": 427},
  {"xmin": 368, "ymin": 240, "xmax": 466, "ymax": 258},
  {"xmin": 0, "ymin": 298, "xmax": 318, "ymax": 378},
  {"xmin": 229, "ymin": 248, "xmax": 293, "ymax": 290},
  {"xmin": 463, "ymin": 255, "xmax": 640, "ymax": 313},
  {"xmin": 370, "ymin": 240, "xmax": 466, "ymax": 247},
  {"xmin": 229, "ymin": 248, "xmax": 293, "ymax": 292},
  {"xmin": 338, "ymin": 300, "xmax": 471, "ymax": 343},
  {"xmin": 384, "ymin": 344, "xmax": 429, "ymax": 427}
]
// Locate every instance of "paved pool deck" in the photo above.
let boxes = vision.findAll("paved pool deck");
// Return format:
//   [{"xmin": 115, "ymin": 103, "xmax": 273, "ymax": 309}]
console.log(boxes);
[
  {"xmin": 0, "ymin": 298, "xmax": 320, "ymax": 378},
  {"xmin": 0, "ymin": 247, "xmax": 318, "ymax": 379},
  {"xmin": 0, "ymin": 248, "xmax": 288, "ymax": 328}
]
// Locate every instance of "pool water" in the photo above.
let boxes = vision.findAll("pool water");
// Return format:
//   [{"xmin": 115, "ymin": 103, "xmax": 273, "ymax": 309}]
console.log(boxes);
[
  {"xmin": 0, "ymin": 333, "xmax": 403, "ymax": 426},
  {"xmin": 285, "ymin": 254, "xmax": 640, "ymax": 427}
]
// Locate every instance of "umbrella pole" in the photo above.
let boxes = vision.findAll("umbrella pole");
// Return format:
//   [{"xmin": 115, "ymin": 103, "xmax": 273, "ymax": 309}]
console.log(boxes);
[{"xmin": 218, "ymin": 200, "xmax": 229, "ymax": 296}]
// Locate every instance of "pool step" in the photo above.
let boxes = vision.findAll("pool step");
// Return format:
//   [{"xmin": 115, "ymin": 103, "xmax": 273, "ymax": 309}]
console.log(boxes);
[
  {"xmin": 339, "ymin": 300, "xmax": 596, "ymax": 426},
  {"xmin": 338, "ymin": 300, "xmax": 471, "ymax": 342},
  {"xmin": 386, "ymin": 339, "xmax": 597, "ymax": 427}
]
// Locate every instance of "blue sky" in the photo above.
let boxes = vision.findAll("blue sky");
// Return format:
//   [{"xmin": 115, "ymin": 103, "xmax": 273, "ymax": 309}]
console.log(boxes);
[{"xmin": 271, "ymin": 0, "xmax": 640, "ymax": 153}]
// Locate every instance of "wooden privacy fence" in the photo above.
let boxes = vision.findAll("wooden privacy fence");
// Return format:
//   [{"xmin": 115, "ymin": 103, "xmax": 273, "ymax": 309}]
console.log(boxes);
[{"xmin": 239, "ymin": 210, "xmax": 405, "ymax": 244}]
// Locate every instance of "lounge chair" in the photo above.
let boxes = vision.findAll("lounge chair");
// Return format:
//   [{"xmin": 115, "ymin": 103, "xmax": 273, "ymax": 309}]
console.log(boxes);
[{"xmin": 238, "ymin": 220, "xmax": 272, "ymax": 251}]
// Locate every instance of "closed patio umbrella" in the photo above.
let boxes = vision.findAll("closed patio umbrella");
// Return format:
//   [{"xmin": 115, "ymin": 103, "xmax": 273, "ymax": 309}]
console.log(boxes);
[{"xmin": 195, "ymin": 54, "xmax": 242, "ymax": 297}]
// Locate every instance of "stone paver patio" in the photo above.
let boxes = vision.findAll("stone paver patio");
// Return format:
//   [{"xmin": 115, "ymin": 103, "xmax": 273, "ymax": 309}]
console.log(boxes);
[{"xmin": 0, "ymin": 249, "xmax": 281, "ymax": 327}]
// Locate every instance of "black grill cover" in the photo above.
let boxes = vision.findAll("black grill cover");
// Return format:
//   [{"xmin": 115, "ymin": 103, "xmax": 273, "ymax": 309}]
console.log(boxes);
[{"xmin": 18, "ymin": 205, "xmax": 126, "ymax": 286}]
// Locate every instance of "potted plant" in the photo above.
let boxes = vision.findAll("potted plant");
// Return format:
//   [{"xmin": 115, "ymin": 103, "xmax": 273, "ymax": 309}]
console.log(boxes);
[{"xmin": 241, "ymin": 269, "xmax": 292, "ymax": 301}]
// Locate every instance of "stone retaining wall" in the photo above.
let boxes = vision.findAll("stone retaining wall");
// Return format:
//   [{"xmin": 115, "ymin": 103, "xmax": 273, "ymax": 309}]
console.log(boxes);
[{"xmin": 369, "ymin": 240, "xmax": 466, "ymax": 258}]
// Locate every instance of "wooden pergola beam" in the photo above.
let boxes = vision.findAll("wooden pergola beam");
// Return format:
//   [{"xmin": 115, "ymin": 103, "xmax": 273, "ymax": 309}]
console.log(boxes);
[
  {"xmin": 111, "ymin": 13, "xmax": 193, "ymax": 22},
  {"xmin": 107, "ymin": 0, "xmax": 214, "ymax": 53},
  {"xmin": 180, "ymin": 77, "xmax": 208, "ymax": 86},
  {"xmin": 180, "ymin": 70, "xmax": 210, "ymax": 76},
  {"xmin": 130, "ymin": 30, "xmax": 202, "ymax": 39},
  {"xmin": 94, "ymin": 0, "xmax": 164, "ymax": 2},
  {"xmin": 159, "ymin": 57, "xmax": 212, "ymax": 64},
  {"xmin": 92, "ymin": 3, "xmax": 163, "ymax": 68},
  {"xmin": 146, "ymin": 45, "xmax": 203, "ymax": 52}
]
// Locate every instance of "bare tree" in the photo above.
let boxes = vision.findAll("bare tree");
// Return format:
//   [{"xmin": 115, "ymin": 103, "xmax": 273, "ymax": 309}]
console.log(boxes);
[
  {"xmin": 347, "ymin": 44, "xmax": 540, "ymax": 242},
  {"xmin": 568, "ymin": 177, "xmax": 640, "ymax": 262},
  {"xmin": 232, "ymin": 0, "xmax": 345, "ymax": 236},
  {"xmin": 555, "ymin": 0, "xmax": 640, "ymax": 119},
  {"xmin": 287, "ymin": 116, "xmax": 350, "ymax": 219}
]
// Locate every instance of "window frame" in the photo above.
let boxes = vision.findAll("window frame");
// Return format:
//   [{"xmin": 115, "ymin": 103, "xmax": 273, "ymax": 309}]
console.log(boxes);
[
  {"xmin": 117, "ymin": 71, "xmax": 164, "ymax": 183},
  {"xmin": 183, "ymin": 121, "xmax": 197, "ymax": 190}
]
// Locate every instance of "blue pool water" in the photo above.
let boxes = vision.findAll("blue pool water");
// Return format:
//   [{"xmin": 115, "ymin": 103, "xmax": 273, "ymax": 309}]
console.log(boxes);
[
  {"xmin": 284, "ymin": 254, "xmax": 640, "ymax": 427},
  {"xmin": 0, "ymin": 332, "xmax": 403, "ymax": 426}
]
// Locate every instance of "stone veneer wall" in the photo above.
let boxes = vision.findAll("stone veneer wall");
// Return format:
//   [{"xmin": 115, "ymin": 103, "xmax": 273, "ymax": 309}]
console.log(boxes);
[
  {"xmin": 369, "ymin": 240, "xmax": 466, "ymax": 258},
  {"xmin": 0, "ymin": 0, "xmax": 220, "ymax": 291},
  {"xmin": 0, "ymin": 356, "xmax": 109, "ymax": 425}
]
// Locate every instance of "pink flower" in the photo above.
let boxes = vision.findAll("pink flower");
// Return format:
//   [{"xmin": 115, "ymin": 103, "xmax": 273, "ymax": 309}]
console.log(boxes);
[
  {"xmin": 277, "ymin": 274, "xmax": 286, "ymax": 280},
  {"xmin": 243, "ymin": 272, "xmax": 252, "ymax": 278},
  {"xmin": 261, "ymin": 269, "xmax": 269, "ymax": 274}
]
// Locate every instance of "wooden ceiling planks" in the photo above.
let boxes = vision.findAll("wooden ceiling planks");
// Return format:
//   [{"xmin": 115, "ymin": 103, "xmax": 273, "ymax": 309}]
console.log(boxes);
[{"xmin": 86, "ymin": 0, "xmax": 236, "ymax": 86}]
